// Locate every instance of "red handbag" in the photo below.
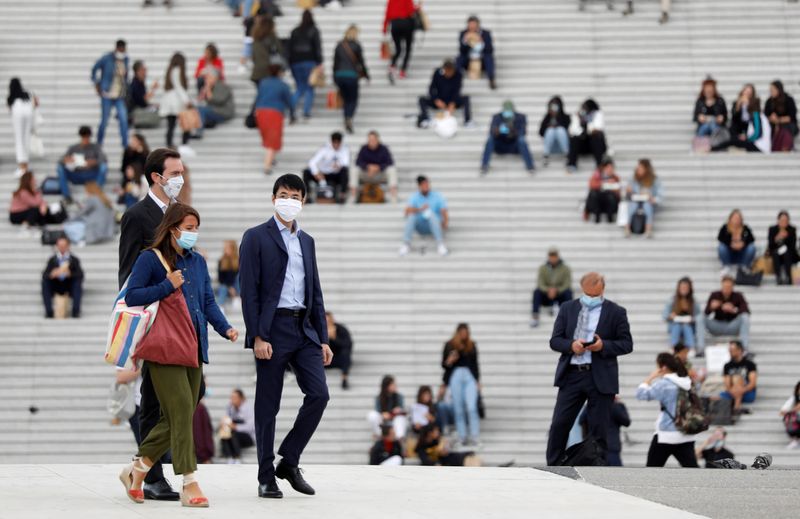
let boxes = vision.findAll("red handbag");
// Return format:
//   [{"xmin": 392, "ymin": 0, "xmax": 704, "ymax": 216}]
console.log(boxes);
[{"xmin": 133, "ymin": 288, "xmax": 199, "ymax": 368}]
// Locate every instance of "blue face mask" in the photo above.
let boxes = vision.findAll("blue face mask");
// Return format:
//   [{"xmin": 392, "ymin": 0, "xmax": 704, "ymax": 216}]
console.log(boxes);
[
  {"xmin": 580, "ymin": 294, "xmax": 604, "ymax": 309},
  {"xmin": 175, "ymin": 229, "xmax": 198, "ymax": 250},
  {"xmin": 502, "ymin": 110, "xmax": 514, "ymax": 119}
]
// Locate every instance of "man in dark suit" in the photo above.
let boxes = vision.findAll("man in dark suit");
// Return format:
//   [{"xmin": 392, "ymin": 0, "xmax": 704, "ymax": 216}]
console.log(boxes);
[
  {"xmin": 42, "ymin": 236, "xmax": 83, "ymax": 318},
  {"xmin": 117, "ymin": 147, "xmax": 184, "ymax": 501},
  {"xmin": 239, "ymin": 174, "xmax": 333, "ymax": 499},
  {"xmin": 456, "ymin": 15, "xmax": 496, "ymax": 89},
  {"xmin": 546, "ymin": 272, "xmax": 633, "ymax": 466}
]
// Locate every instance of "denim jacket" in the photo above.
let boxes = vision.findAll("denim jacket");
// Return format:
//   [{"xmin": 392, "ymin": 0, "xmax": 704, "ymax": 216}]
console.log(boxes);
[
  {"xmin": 636, "ymin": 374, "xmax": 695, "ymax": 444},
  {"xmin": 91, "ymin": 52, "xmax": 129, "ymax": 95},
  {"xmin": 125, "ymin": 249, "xmax": 231, "ymax": 364}
]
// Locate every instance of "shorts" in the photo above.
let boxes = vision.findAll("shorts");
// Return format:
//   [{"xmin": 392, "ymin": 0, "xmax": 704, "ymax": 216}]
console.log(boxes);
[{"xmin": 720, "ymin": 389, "xmax": 757, "ymax": 403}]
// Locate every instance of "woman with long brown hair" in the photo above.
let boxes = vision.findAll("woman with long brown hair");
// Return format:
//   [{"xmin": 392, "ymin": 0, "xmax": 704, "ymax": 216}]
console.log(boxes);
[
  {"xmin": 441, "ymin": 323, "xmax": 481, "ymax": 447},
  {"xmin": 693, "ymin": 77, "xmax": 727, "ymax": 136},
  {"xmin": 119, "ymin": 203, "xmax": 238, "ymax": 508},
  {"xmin": 216, "ymin": 239, "xmax": 240, "ymax": 306},
  {"xmin": 159, "ymin": 52, "xmax": 191, "ymax": 149},
  {"xmin": 9, "ymin": 170, "xmax": 51, "ymax": 228},
  {"xmin": 251, "ymin": 15, "xmax": 283, "ymax": 84},
  {"xmin": 717, "ymin": 208, "xmax": 756, "ymax": 270},
  {"xmin": 625, "ymin": 158, "xmax": 662, "ymax": 238},
  {"xmin": 662, "ymin": 277, "xmax": 704, "ymax": 354},
  {"xmin": 730, "ymin": 83, "xmax": 756, "ymax": 139}
]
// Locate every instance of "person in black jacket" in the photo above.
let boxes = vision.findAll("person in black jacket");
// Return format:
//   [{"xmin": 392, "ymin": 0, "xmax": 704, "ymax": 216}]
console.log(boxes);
[
  {"xmin": 416, "ymin": 424, "xmax": 473, "ymax": 466},
  {"xmin": 333, "ymin": 25, "xmax": 370, "ymax": 134},
  {"xmin": 117, "ymin": 147, "xmax": 185, "ymax": 502},
  {"xmin": 768, "ymin": 211, "xmax": 798, "ymax": 285},
  {"xmin": 42, "ymin": 236, "xmax": 83, "ymax": 319},
  {"xmin": 765, "ymin": 79, "xmax": 799, "ymax": 151},
  {"xmin": 580, "ymin": 396, "xmax": 631, "ymax": 466},
  {"xmin": 481, "ymin": 100, "xmax": 534, "ymax": 175},
  {"xmin": 369, "ymin": 424, "xmax": 404, "ymax": 466},
  {"xmin": 288, "ymin": 10, "xmax": 323, "ymax": 119},
  {"xmin": 417, "ymin": 59, "xmax": 472, "ymax": 128},
  {"xmin": 455, "ymin": 15, "xmax": 496, "ymax": 89},
  {"xmin": 442, "ymin": 323, "xmax": 481, "ymax": 447},
  {"xmin": 717, "ymin": 209, "xmax": 756, "ymax": 269},
  {"xmin": 539, "ymin": 96, "xmax": 571, "ymax": 166},
  {"xmin": 325, "ymin": 312, "xmax": 353, "ymax": 389},
  {"xmin": 729, "ymin": 83, "xmax": 756, "ymax": 140},
  {"xmin": 693, "ymin": 78, "xmax": 727, "ymax": 136}
]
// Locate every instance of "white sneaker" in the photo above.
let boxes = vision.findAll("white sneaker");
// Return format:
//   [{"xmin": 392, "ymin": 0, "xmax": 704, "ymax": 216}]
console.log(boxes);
[
  {"xmin": 437, "ymin": 243, "xmax": 449, "ymax": 256},
  {"xmin": 236, "ymin": 63, "xmax": 250, "ymax": 75},
  {"xmin": 464, "ymin": 121, "xmax": 476, "ymax": 130},
  {"xmin": 398, "ymin": 244, "xmax": 410, "ymax": 256},
  {"xmin": 788, "ymin": 439, "xmax": 800, "ymax": 449},
  {"xmin": 178, "ymin": 144, "xmax": 197, "ymax": 158}
]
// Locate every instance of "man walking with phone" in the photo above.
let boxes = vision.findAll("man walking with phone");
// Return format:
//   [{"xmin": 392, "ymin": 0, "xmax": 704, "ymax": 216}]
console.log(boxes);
[{"xmin": 545, "ymin": 272, "xmax": 633, "ymax": 465}]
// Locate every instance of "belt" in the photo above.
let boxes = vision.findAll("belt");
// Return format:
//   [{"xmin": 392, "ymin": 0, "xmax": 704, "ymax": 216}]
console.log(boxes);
[
  {"xmin": 568, "ymin": 364, "xmax": 592, "ymax": 372},
  {"xmin": 276, "ymin": 308, "xmax": 304, "ymax": 318}
]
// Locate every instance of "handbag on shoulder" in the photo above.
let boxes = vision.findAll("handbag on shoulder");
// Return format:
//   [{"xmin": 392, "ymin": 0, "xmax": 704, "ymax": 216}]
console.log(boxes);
[{"xmin": 178, "ymin": 108, "xmax": 202, "ymax": 132}]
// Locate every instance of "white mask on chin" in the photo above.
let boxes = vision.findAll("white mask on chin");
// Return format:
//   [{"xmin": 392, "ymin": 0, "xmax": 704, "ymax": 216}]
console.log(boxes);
[{"xmin": 274, "ymin": 198, "xmax": 303, "ymax": 222}]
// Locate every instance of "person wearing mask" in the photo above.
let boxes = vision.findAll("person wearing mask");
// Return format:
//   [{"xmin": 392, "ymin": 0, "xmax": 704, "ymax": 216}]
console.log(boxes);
[
  {"xmin": 42, "ymin": 236, "xmax": 83, "ymax": 319},
  {"xmin": 585, "ymin": 156, "xmax": 621, "ymax": 224},
  {"xmin": 416, "ymin": 424, "xmax": 474, "ymax": 466},
  {"xmin": 539, "ymin": 96, "xmax": 571, "ymax": 166},
  {"xmin": 779, "ymin": 381, "xmax": 800, "ymax": 449},
  {"xmin": 219, "ymin": 389, "xmax": 256, "ymax": 463},
  {"xmin": 7, "ymin": 78, "xmax": 37, "ymax": 175},
  {"xmin": 704, "ymin": 275, "xmax": 751, "ymax": 350},
  {"xmin": 417, "ymin": 59, "xmax": 472, "ymax": 129},
  {"xmin": 712, "ymin": 96, "xmax": 771, "ymax": 153},
  {"xmin": 636, "ymin": 352, "xmax": 700, "ymax": 468},
  {"xmin": 696, "ymin": 427, "xmax": 735, "ymax": 468},
  {"xmin": 399, "ymin": 175, "xmax": 449, "ymax": 257},
  {"xmin": 579, "ymin": 395, "xmax": 631, "ymax": 466},
  {"xmin": 196, "ymin": 69, "xmax": 235, "ymax": 131},
  {"xmin": 128, "ymin": 61, "xmax": 160, "ymax": 128},
  {"xmin": 546, "ymin": 272, "xmax": 633, "ymax": 466},
  {"xmin": 721, "ymin": 340, "xmax": 758, "ymax": 415},
  {"xmin": 91, "ymin": 40, "xmax": 129, "ymax": 148},
  {"xmin": 531, "ymin": 248, "xmax": 573, "ymax": 328},
  {"xmin": 624, "ymin": 158, "xmax": 663, "ymax": 238},
  {"xmin": 333, "ymin": 25, "xmax": 370, "ymax": 134},
  {"xmin": 303, "ymin": 132, "xmax": 350, "ymax": 204},
  {"xmin": 118, "ymin": 204, "xmax": 238, "ymax": 507},
  {"xmin": 456, "ymin": 15, "xmax": 496, "ymax": 90},
  {"xmin": 56, "ymin": 126, "xmax": 108, "ymax": 204},
  {"xmin": 238, "ymin": 174, "xmax": 333, "ymax": 499},
  {"xmin": 353, "ymin": 130, "xmax": 397, "ymax": 203},
  {"xmin": 119, "ymin": 134, "xmax": 150, "ymax": 209},
  {"xmin": 159, "ymin": 53, "xmax": 193, "ymax": 153},
  {"xmin": 69, "ymin": 181, "xmax": 116, "ymax": 245},
  {"xmin": 251, "ymin": 15, "xmax": 283, "ymax": 85},
  {"xmin": 194, "ymin": 43, "xmax": 225, "ymax": 91},
  {"xmin": 663, "ymin": 277, "xmax": 704, "ymax": 355},
  {"xmin": 367, "ymin": 375, "xmax": 408, "ymax": 440},
  {"xmin": 383, "ymin": 0, "xmax": 418, "ymax": 81},
  {"xmin": 717, "ymin": 209, "xmax": 756, "ymax": 270},
  {"xmin": 117, "ymin": 148, "xmax": 185, "ymax": 502},
  {"xmin": 325, "ymin": 312, "xmax": 353, "ymax": 390},
  {"xmin": 729, "ymin": 83, "xmax": 755, "ymax": 141},
  {"xmin": 693, "ymin": 78, "xmax": 727, "ymax": 137},
  {"xmin": 369, "ymin": 425, "xmax": 404, "ymax": 466},
  {"xmin": 442, "ymin": 323, "xmax": 481, "ymax": 448},
  {"xmin": 768, "ymin": 211, "xmax": 799, "ymax": 285},
  {"xmin": 9, "ymin": 171, "xmax": 60, "ymax": 229},
  {"xmin": 765, "ymin": 79, "xmax": 798, "ymax": 152},
  {"xmin": 216, "ymin": 240, "xmax": 240, "ymax": 307},
  {"xmin": 288, "ymin": 10, "xmax": 323, "ymax": 120},
  {"xmin": 254, "ymin": 65, "xmax": 295, "ymax": 176},
  {"xmin": 480, "ymin": 100, "xmax": 534, "ymax": 175},
  {"xmin": 567, "ymin": 99, "xmax": 607, "ymax": 172}
]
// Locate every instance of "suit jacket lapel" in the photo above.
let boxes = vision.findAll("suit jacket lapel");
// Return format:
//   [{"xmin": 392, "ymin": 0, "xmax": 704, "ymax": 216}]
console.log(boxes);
[
  {"xmin": 596, "ymin": 300, "xmax": 610, "ymax": 336},
  {"xmin": 567, "ymin": 301, "xmax": 580, "ymax": 339},
  {"xmin": 299, "ymin": 232, "xmax": 313, "ymax": 305},
  {"xmin": 266, "ymin": 217, "xmax": 288, "ymax": 255}
]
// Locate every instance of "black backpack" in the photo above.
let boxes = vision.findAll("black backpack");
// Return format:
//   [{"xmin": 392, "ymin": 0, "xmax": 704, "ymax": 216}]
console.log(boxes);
[
  {"xmin": 557, "ymin": 436, "xmax": 605, "ymax": 466},
  {"xmin": 630, "ymin": 201, "xmax": 646, "ymax": 235}
]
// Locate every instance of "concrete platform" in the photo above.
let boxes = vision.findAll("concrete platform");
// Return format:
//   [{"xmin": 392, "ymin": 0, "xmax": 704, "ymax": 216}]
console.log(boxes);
[{"xmin": 0, "ymin": 465, "xmax": 702, "ymax": 519}]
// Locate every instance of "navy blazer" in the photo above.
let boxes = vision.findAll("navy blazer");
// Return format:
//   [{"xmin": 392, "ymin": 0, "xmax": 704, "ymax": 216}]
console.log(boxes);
[
  {"xmin": 549, "ymin": 299, "xmax": 633, "ymax": 395},
  {"xmin": 458, "ymin": 29, "xmax": 494, "ymax": 61},
  {"xmin": 239, "ymin": 217, "xmax": 328, "ymax": 349}
]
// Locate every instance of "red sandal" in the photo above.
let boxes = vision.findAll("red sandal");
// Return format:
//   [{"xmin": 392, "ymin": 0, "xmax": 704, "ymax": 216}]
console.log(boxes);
[{"xmin": 119, "ymin": 458, "xmax": 150, "ymax": 504}]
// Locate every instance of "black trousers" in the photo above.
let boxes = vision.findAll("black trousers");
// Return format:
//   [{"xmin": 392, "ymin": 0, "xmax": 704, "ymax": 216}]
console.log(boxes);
[
  {"xmin": 546, "ymin": 368, "xmax": 613, "ymax": 466},
  {"xmin": 418, "ymin": 95, "xmax": 472, "ymax": 123},
  {"xmin": 221, "ymin": 431, "xmax": 255, "ymax": 459},
  {"xmin": 712, "ymin": 138, "xmax": 760, "ymax": 153},
  {"xmin": 646, "ymin": 435, "xmax": 699, "ymax": 467},
  {"xmin": 771, "ymin": 251, "xmax": 796, "ymax": 283},
  {"xmin": 165, "ymin": 115, "xmax": 191, "ymax": 148},
  {"xmin": 326, "ymin": 343, "xmax": 352, "ymax": 375},
  {"xmin": 334, "ymin": 76, "xmax": 359, "ymax": 119},
  {"xmin": 586, "ymin": 190, "xmax": 619, "ymax": 223},
  {"xmin": 129, "ymin": 405, "xmax": 142, "ymax": 446},
  {"xmin": 390, "ymin": 17, "xmax": 415, "ymax": 71},
  {"xmin": 567, "ymin": 132, "xmax": 607, "ymax": 167},
  {"xmin": 42, "ymin": 277, "xmax": 82, "ymax": 318},
  {"xmin": 303, "ymin": 167, "xmax": 349, "ymax": 202}
]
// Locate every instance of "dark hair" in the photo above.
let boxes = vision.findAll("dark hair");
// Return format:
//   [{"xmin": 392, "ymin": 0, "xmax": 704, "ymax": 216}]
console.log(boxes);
[
  {"xmin": 673, "ymin": 343, "xmax": 688, "ymax": 355},
  {"xmin": 547, "ymin": 95, "xmax": 565, "ymax": 115},
  {"xmin": 115, "ymin": 39, "xmax": 126, "ymax": 50},
  {"xmin": 582, "ymin": 98, "xmax": 600, "ymax": 113},
  {"xmin": 442, "ymin": 59, "xmax": 455, "ymax": 71},
  {"xmin": 793, "ymin": 381, "xmax": 800, "ymax": 405},
  {"xmin": 379, "ymin": 375, "xmax": 396, "ymax": 412},
  {"xmin": 233, "ymin": 388, "xmax": 245, "ymax": 400},
  {"xmin": 771, "ymin": 80, "xmax": 787, "ymax": 114},
  {"xmin": 367, "ymin": 130, "xmax": 380, "ymax": 139},
  {"xmin": 416, "ymin": 385, "xmax": 433, "ymax": 404},
  {"xmin": 268, "ymin": 63, "xmax": 284, "ymax": 76},
  {"xmin": 272, "ymin": 173, "xmax": 306, "ymax": 198},
  {"xmin": 56, "ymin": 235, "xmax": 70, "ymax": 246},
  {"xmin": 7, "ymin": 77, "xmax": 30, "ymax": 107},
  {"xmin": 252, "ymin": 14, "xmax": 276, "ymax": 41},
  {"xmin": 132, "ymin": 60, "xmax": 145, "ymax": 75},
  {"xmin": 600, "ymin": 155, "xmax": 614, "ymax": 168},
  {"xmin": 748, "ymin": 96, "xmax": 761, "ymax": 115},
  {"xmin": 78, "ymin": 126, "xmax": 92, "ymax": 137},
  {"xmin": 300, "ymin": 9, "xmax": 315, "ymax": 29},
  {"xmin": 331, "ymin": 131, "xmax": 343, "ymax": 143},
  {"xmin": 143, "ymin": 148, "xmax": 182, "ymax": 187},
  {"xmin": 777, "ymin": 210, "xmax": 790, "ymax": 222},
  {"xmin": 672, "ymin": 276, "xmax": 694, "ymax": 315},
  {"xmin": 416, "ymin": 175, "xmax": 428, "ymax": 185},
  {"xmin": 13, "ymin": 171, "xmax": 36, "ymax": 198},
  {"xmin": 656, "ymin": 352, "xmax": 688, "ymax": 377},
  {"xmin": 149, "ymin": 204, "xmax": 201, "ymax": 270},
  {"xmin": 419, "ymin": 423, "xmax": 440, "ymax": 443},
  {"xmin": 380, "ymin": 424, "xmax": 393, "ymax": 438},
  {"xmin": 205, "ymin": 43, "xmax": 219, "ymax": 60},
  {"xmin": 698, "ymin": 77, "xmax": 719, "ymax": 100},
  {"xmin": 467, "ymin": 14, "xmax": 480, "ymax": 24},
  {"xmin": 164, "ymin": 52, "xmax": 187, "ymax": 91},
  {"xmin": 729, "ymin": 340, "xmax": 744, "ymax": 352}
]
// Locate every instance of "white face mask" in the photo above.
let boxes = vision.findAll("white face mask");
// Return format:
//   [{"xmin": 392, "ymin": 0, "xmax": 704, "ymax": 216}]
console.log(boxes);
[
  {"xmin": 115, "ymin": 52, "xmax": 126, "ymax": 60},
  {"xmin": 274, "ymin": 198, "xmax": 303, "ymax": 222},
  {"xmin": 159, "ymin": 174, "xmax": 184, "ymax": 201}
]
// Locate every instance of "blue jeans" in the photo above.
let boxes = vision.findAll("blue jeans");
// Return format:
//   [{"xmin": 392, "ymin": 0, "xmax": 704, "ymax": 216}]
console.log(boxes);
[
  {"xmin": 668, "ymin": 322, "xmax": 696, "ymax": 348},
  {"xmin": 196, "ymin": 105, "xmax": 227, "ymax": 128},
  {"xmin": 291, "ymin": 61, "xmax": 317, "ymax": 117},
  {"xmin": 543, "ymin": 126, "xmax": 569, "ymax": 156},
  {"xmin": 98, "ymin": 97, "xmax": 129, "ymax": 147},
  {"xmin": 720, "ymin": 388, "xmax": 756, "ymax": 403},
  {"xmin": 215, "ymin": 276, "xmax": 241, "ymax": 305},
  {"xmin": 718, "ymin": 243, "xmax": 756, "ymax": 267},
  {"xmin": 481, "ymin": 135, "xmax": 534, "ymax": 170},
  {"xmin": 403, "ymin": 213, "xmax": 444, "ymax": 244},
  {"xmin": 435, "ymin": 401, "xmax": 455, "ymax": 431},
  {"xmin": 696, "ymin": 120, "xmax": 719, "ymax": 137},
  {"xmin": 225, "ymin": 0, "xmax": 242, "ymax": 14},
  {"xmin": 628, "ymin": 201, "xmax": 655, "ymax": 226},
  {"xmin": 57, "ymin": 163, "xmax": 108, "ymax": 198},
  {"xmin": 449, "ymin": 367, "xmax": 479, "ymax": 442}
]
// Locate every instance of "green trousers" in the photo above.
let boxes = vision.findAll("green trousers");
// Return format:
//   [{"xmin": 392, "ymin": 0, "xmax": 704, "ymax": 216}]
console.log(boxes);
[{"xmin": 137, "ymin": 362, "xmax": 202, "ymax": 475}]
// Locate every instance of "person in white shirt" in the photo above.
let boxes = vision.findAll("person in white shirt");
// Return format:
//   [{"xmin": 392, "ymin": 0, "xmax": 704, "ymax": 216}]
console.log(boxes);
[
  {"xmin": 302, "ymin": 132, "xmax": 350, "ymax": 204},
  {"xmin": 220, "ymin": 389, "xmax": 257, "ymax": 463}
]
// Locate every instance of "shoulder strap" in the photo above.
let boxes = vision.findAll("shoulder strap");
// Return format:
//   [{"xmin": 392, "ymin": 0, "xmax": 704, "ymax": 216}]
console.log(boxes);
[{"xmin": 152, "ymin": 249, "xmax": 172, "ymax": 274}]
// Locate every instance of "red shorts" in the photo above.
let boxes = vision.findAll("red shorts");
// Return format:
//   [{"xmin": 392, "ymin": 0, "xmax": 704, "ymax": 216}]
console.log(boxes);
[{"xmin": 256, "ymin": 108, "xmax": 284, "ymax": 151}]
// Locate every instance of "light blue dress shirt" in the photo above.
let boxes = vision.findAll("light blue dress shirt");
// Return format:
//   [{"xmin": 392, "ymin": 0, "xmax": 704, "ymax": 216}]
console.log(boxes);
[
  {"xmin": 571, "ymin": 303, "xmax": 602, "ymax": 365},
  {"xmin": 275, "ymin": 217, "xmax": 306, "ymax": 310}
]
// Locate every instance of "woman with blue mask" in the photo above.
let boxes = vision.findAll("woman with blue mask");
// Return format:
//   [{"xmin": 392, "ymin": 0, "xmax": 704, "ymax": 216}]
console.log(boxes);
[{"xmin": 119, "ymin": 203, "xmax": 239, "ymax": 508}]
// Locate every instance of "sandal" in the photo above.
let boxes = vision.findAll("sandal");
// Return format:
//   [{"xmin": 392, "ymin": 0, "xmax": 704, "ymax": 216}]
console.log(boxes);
[
  {"xmin": 180, "ymin": 473, "xmax": 209, "ymax": 508},
  {"xmin": 119, "ymin": 457, "xmax": 150, "ymax": 504}
]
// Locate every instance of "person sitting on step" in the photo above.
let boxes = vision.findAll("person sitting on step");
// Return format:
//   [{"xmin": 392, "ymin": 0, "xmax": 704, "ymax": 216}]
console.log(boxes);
[
  {"xmin": 56, "ymin": 126, "xmax": 108, "ymax": 204},
  {"xmin": 367, "ymin": 375, "xmax": 409, "ymax": 440},
  {"xmin": 696, "ymin": 427, "xmax": 735, "ymax": 468},
  {"xmin": 480, "ymin": 100, "xmax": 534, "ymax": 175},
  {"xmin": 704, "ymin": 275, "xmax": 751, "ymax": 352},
  {"xmin": 717, "ymin": 209, "xmax": 756, "ymax": 271},
  {"xmin": 663, "ymin": 277, "xmax": 705, "ymax": 355},
  {"xmin": 353, "ymin": 130, "xmax": 397, "ymax": 203},
  {"xmin": 455, "ymin": 14, "xmax": 496, "ymax": 90},
  {"xmin": 398, "ymin": 175, "xmax": 449, "ymax": 257},
  {"xmin": 417, "ymin": 59, "xmax": 472, "ymax": 129},
  {"xmin": 767, "ymin": 210, "xmax": 798, "ymax": 285},
  {"xmin": 416, "ymin": 424, "xmax": 475, "ymax": 466},
  {"xmin": 531, "ymin": 248, "xmax": 573, "ymax": 328},
  {"xmin": 693, "ymin": 77, "xmax": 727, "ymax": 137},
  {"xmin": 584, "ymin": 156, "xmax": 620, "ymax": 224},
  {"xmin": 219, "ymin": 389, "xmax": 256, "ymax": 464},
  {"xmin": 369, "ymin": 424, "xmax": 405, "ymax": 466},
  {"xmin": 778, "ymin": 381, "xmax": 800, "ymax": 449},
  {"xmin": 325, "ymin": 312, "xmax": 353, "ymax": 390},
  {"xmin": 303, "ymin": 131, "xmax": 350, "ymax": 204},
  {"xmin": 42, "ymin": 236, "xmax": 83, "ymax": 319},
  {"xmin": 720, "ymin": 340, "xmax": 757, "ymax": 416},
  {"xmin": 624, "ymin": 158, "xmax": 662, "ymax": 238},
  {"xmin": 566, "ymin": 98, "xmax": 607, "ymax": 173},
  {"xmin": 539, "ymin": 96, "xmax": 571, "ymax": 166}
]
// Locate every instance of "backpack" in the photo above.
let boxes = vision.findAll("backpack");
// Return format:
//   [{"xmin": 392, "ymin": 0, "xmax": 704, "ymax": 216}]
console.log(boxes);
[
  {"xmin": 557, "ymin": 436, "xmax": 605, "ymax": 467},
  {"xmin": 358, "ymin": 184, "xmax": 385, "ymax": 204},
  {"xmin": 663, "ymin": 382, "xmax": 710, "ymax": 435},
  {"xmin": 629, "ymin": 202, "xmax": 646, "ymax": 235}
]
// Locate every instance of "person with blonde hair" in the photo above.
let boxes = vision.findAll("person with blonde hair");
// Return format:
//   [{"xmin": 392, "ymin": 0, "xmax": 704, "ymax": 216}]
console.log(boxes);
[
  {"xmin": 717, "ymin": 209, "xmax": 756, "ymax": 269},
  {"xmin": 333, "ymin": 24, "xmax": 369, "ymax": 134},
  {"xmin": 216, "ymin": 239, "xmax": 240, "ymax": 306}
]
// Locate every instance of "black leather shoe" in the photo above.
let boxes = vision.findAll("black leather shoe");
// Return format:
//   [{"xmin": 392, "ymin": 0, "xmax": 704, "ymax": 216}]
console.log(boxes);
[
  {"xmin": 275, "ymin": 463, "xmax": 315, "ymax": 495},
  {"xmin": 143, "ymin": 479, "xmax": 180, "ymax": 501},
  {"xmin": 258, "ymin": 480, "xmax": 283, "ymax": 499}
]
